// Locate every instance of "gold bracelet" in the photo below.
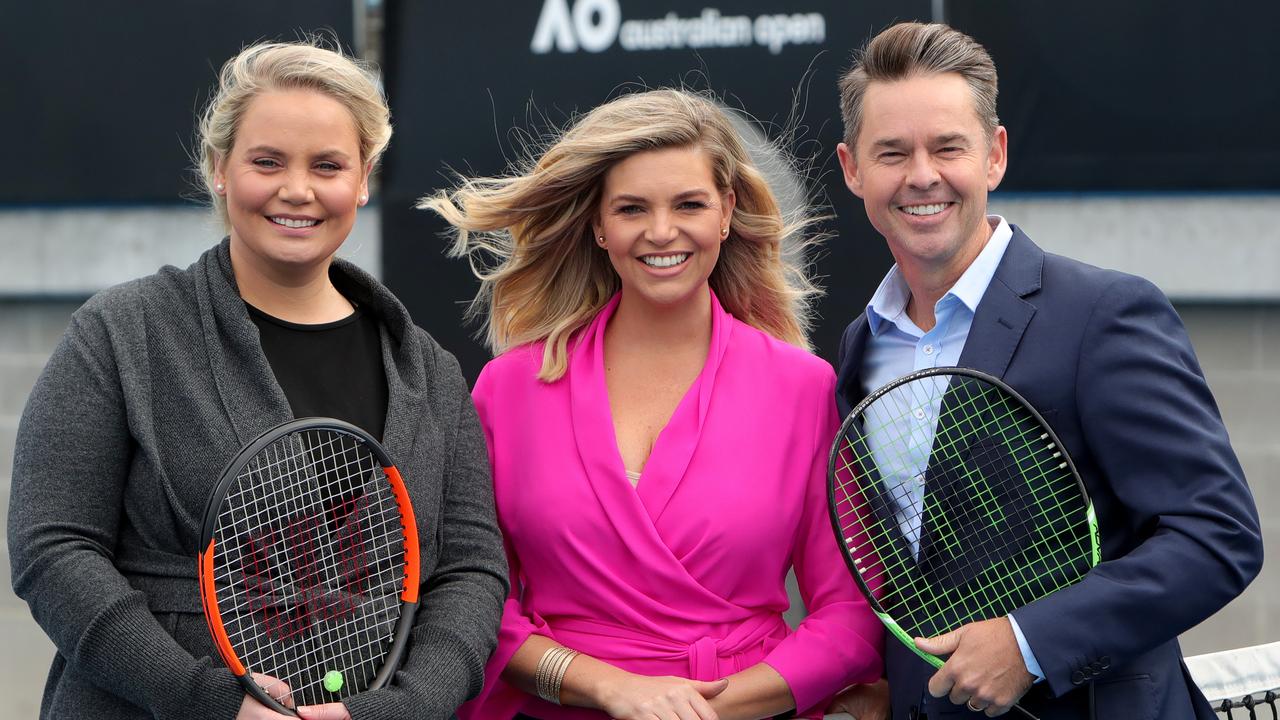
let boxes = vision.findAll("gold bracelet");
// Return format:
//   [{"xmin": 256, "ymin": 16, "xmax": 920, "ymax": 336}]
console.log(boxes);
[
  {"xmin": 545, "ymin": 647, "xmax": 574, "ymax": 704},
  {"xmin": 534, "ymin": 648, "xmax": 556, "ymax": 702},
  {"xmin": 547, "ymin": 645, "xmax": 578, "ymax": 702},
  {"xmin": 549, "ymin": 648, "xmax": 579, "ymax": 705},
  {"xmin": 535, "ymin": 646, "xmax": 563, "ymax": 703},
  {"xmin": 535, "ymin": 646, "xmax": 580, "ymax": 705}
]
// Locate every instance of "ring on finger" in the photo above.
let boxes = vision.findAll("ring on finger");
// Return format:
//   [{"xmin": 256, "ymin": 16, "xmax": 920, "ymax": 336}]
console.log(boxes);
[{"xmin": 966, "ymin": 699, "xmax": 985, "ymax": 712}]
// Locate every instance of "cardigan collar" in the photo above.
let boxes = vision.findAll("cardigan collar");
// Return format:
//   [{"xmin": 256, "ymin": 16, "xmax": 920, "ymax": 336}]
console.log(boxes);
[{"xmin": 193, "ymin": 238, "xmax": 427, "ymax": 457}]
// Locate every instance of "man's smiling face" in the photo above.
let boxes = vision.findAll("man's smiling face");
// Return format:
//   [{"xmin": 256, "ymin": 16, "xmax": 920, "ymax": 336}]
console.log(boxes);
[{"xmin": 838, "ymin": 72, "xmax": 1007, "ymax": 279}]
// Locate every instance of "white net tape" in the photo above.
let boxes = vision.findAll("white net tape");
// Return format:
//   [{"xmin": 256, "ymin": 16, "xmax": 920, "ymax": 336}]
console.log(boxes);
[
  {"xmin": 1187, "ymin": 641, "xmax": 1280, "ymax": 715},
  {"xmin": 820, "ymin": 643, "xmax": 1280, "ymax": 719}
]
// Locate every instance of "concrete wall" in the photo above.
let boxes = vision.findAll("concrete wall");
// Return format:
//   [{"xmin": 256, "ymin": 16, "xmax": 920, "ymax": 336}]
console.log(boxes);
[
  {"xmin": 1176, "ymin": 305, "xmax": 1280, "ymax": 654},
  {"xmin": 0, "ymin": 207, "xmax": 380, "ymax": 296}
]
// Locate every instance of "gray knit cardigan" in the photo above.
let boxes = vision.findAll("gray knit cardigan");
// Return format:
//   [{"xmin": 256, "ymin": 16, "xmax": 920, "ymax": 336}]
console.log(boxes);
[{"xmin": 8, "ymin": 240, "xmax": 507, "ymax": 719}]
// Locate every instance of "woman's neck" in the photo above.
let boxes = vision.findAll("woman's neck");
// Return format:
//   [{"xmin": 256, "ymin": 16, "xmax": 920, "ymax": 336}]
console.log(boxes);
[
  {"xmin": 605, "ymin": 285, "xmax": 713, "ymax": 353},
  {"xmin": 229, "ymin": 242, "xmax": 353, "ymax": 324}
]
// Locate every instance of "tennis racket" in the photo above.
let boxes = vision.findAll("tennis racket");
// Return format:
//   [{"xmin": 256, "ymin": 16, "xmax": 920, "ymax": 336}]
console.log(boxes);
[
  {"xmin": 828, "ymin": 367, "xmax": 1100, "ymax": 719},
  {"xmin": 197, "ymin": 418, "xmax": 420, "ymax": 714}
]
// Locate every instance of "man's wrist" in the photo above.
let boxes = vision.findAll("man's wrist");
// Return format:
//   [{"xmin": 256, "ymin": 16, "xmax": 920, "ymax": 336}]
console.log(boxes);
[{"xmin": 1007, "ymin": 614, "xmax": 1046, "ymax": 682}]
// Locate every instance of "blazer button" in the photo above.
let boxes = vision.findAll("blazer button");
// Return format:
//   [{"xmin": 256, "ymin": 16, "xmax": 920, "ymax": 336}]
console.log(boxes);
[
  {"xmin": 1071, "ymin": 670, "xmax": 1086, "ymax": 685},
  {"xmin": 1100, "ymin": 656, "xmax": 1112, "ymax": 670}
]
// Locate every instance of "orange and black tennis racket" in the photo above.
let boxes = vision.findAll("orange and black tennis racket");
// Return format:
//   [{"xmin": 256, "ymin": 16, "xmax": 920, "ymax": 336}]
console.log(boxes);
[{"xmin": 198, "ymin": 418, "xmax": 420, "ymax": 714}]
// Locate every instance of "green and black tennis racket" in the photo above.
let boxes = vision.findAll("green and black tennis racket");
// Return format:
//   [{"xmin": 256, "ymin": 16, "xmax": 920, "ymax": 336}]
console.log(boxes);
[
  {"xmin": 828, "ymin": 367, "xmax": 1100, "ymax": 718},
  {"xmin": 198, "ymin": 418, "xmax": 420, "ymax": 715}
]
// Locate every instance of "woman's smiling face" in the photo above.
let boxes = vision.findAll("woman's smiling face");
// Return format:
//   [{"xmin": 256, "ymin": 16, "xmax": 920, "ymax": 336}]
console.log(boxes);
[
  {"xmin": 215, "ymin": 88, "xmax": 370, "ymax": 276},
  {"xmin": 595, "ymin": 145, "xmax": 735, "ymax": 311}
]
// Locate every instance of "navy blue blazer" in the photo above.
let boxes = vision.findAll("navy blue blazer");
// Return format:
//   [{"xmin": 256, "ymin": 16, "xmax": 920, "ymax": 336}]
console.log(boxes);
[{"xmin": 834, "ymin": 228, "xmax": 1263, "ymax": 720}]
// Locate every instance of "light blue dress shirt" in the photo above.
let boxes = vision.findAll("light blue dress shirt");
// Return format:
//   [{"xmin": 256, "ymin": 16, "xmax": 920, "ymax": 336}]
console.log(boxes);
[{"xmin": 860, "ymin": 216, "xmax": 1045, "ymax": 681}]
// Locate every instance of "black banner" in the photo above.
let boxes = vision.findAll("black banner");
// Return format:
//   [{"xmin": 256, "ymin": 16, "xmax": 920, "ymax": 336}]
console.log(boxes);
[
  {"xmin": 382, "ymin": 0, "xmax": 927, "ymax": 380},
  {"xmin": 947, "ymin": 0, "xmax": 1280, "ymax": 191},
  {"xmin": 0, "ymin": 1, "xmax": 355, "ymax": 205},
  {"xmin": 382, "ymin": 1, "xmax": 1280, "ymax": 381}
]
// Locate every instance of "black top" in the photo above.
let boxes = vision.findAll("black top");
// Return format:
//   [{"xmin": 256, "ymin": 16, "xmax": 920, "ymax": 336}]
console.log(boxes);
[{"xmin": 248, "ymin": 302, "xmax": 388, "ymax": 441}]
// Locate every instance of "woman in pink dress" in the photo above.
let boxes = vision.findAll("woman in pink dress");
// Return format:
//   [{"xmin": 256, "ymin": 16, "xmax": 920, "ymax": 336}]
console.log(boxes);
[{"xmin": 422, "ymin": 89, "xmax": 883, "ymax": 720}]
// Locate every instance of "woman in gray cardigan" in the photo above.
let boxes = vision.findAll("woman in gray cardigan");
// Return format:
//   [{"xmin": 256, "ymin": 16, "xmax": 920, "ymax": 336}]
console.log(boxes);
[{"xmin": 7, "ymin": 41, "xmax": 507, "ymax": 720}]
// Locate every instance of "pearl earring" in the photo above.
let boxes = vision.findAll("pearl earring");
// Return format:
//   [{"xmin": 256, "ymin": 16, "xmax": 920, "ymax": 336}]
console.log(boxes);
[
  {"xmin": 360, "ymin": 194, "xmax": 368, "ymax": 204},
  {"xmin": 215, "ymin": 182, "xmax": 224, "ymax": 192},
  {"xmin": 597, "ymin": 235, "xmax": 606, "ymax": 246}
]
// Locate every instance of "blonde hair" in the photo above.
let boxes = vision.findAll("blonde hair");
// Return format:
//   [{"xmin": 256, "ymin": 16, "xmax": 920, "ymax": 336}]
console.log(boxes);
[
  {"xmin": 839, "ymin": 22, "xmax": 999, "ymax": 147},
  {"xmin": 197, "ymin": 38, "xmax": 392, "ymax": 228},
  {"xmin": 421, "ymin": 89, "xmax": 822, "ymax": 382}
]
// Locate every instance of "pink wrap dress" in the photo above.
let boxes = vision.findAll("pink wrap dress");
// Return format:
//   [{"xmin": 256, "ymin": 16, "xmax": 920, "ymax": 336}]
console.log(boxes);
[{"xmin": 461, "ymin": 291, "xmax": 883, "ymax": 719}]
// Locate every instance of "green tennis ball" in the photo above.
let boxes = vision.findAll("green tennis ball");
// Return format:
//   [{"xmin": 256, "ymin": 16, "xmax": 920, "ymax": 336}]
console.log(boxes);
[{"xmin": 323, "ymin": 670, "xmax": 344, "ymax": 693}]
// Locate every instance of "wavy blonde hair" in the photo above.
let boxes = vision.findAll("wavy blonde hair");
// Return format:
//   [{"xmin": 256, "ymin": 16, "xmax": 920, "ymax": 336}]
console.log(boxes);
[
  {"xmin": 420, "ymin": 89, "xmax": 822, "ymax": 382},
  {"xmin": 197, "ymin": 37, "xmax": 392, "ymax": 229}
]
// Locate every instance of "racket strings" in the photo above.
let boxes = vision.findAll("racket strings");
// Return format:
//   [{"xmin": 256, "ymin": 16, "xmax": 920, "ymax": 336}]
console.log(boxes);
[
  {"xmin": 834, "ymin": 389, "xmax": 1081, "ymax": 568},
  {"xmin": 833, "ymin": 446, "xmax": 1081, "ymax": 633},
  {"xmin": 226, "ymin": 433, "xmax": 401, "ymax": 705},
  {"xmin": 831, "ymin": 374, "xmax": 1092, "ymax": 639},
  {"xmin": 839, "ymin": 399, "xmax": 1090, "ymax": 614},
  {"xmin": 211, "ymin": 429, "xmax": 408, "ymax": 706},
  {"xmin": 913, "ymin": 385, "xmax": 1086, "ymax": 602},
  {"xmin": 855, "ymin": 386, "xmax": 1085, "ymax": 622}
]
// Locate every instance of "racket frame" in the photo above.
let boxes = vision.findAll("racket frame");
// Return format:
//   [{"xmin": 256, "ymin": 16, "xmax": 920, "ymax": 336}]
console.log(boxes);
[
  {"xmin": 197, "ymin": 417, "xmax": 420, "ymax": 715},
  {"xmin": 827, "ymin": 366, "xmax": 1101, "ymax": 669}
]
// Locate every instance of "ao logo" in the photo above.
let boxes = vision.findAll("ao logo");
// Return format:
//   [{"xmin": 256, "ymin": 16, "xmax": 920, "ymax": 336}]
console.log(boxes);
[{"xmin": 531, "ymin": 0, "xmax": 622, "ymax": 54}]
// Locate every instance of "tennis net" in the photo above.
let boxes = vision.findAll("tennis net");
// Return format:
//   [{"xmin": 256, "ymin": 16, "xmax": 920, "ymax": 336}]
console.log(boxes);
[{"xmin": 1187, "ymin": 641, "xmax": 1280, "ymax": 719}]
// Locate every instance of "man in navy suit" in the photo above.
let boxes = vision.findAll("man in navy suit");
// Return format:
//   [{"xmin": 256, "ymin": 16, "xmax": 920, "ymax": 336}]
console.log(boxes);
[{"xmin": 831, "ymin": 22, "xmax": 1263, "ymax": 720}]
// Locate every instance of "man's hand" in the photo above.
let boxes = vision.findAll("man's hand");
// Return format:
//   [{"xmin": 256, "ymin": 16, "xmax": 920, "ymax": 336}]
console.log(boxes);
[{"xmin": 915, "ymin": 617, "xmax": 1034, "ymax": 716}]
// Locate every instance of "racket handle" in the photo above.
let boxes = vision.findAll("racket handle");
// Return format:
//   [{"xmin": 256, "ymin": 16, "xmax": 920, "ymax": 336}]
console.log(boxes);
[{"xmin": 1012, "ymin": 702, "xmax": 1040, "ymax": 720}]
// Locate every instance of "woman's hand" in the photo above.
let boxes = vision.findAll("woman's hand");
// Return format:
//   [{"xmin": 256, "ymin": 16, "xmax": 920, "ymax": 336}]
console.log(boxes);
[
  {"xmin": 234, "ymin": 698, "xmax": 294, "ymax": 720},
  {"xmin": 297, "ymin": 703, "xmax": 352, "ymax": 720},
  {"xmin": 597, "ymin": 672, "xmax": 728, "ymax": 720},
  {"xmin": 234, "ymin": 674, "xmax": 295, "ymax": 719},
  {"xmin": 825, "ymin": 679, "xmax": 889, "ymax": 720}
]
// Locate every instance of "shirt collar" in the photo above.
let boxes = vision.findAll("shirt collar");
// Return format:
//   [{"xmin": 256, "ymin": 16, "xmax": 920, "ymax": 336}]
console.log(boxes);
[{"xmin": 865, "ymin": 215, "xmax": 1013, "ymax": 336}]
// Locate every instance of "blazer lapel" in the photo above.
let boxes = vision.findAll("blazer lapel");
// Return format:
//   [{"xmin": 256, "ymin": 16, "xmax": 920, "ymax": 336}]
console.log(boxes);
[
  {"xmin": 836, "ymin": 314, "xmax": 873, "ymax": 416},
  {"xmin": 956, "ymin": 227, "xmax": 1042, "ymax": 379}
]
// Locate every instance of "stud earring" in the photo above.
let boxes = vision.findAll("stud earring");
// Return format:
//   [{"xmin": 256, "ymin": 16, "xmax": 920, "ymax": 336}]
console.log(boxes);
[
  {"xmin": 597, "ymin": 235, "xmax": 607, "ymax": 247},
  {"xmin": 721, "ymin": 226, "xmax": 729, "ymax": 236},
  {"xmin": 359, "ymin": 194, "xmax": 368, "ymax": 204},
  {"xmin": 215, "ymin": 182, "xmax": 224, "ymax": 192}
]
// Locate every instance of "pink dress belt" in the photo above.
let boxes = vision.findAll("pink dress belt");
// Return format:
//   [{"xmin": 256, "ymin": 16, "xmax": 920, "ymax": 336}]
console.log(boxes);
[{"xmin": 550, "ymin": 612, "xmax": 790, "ymax": 680}]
